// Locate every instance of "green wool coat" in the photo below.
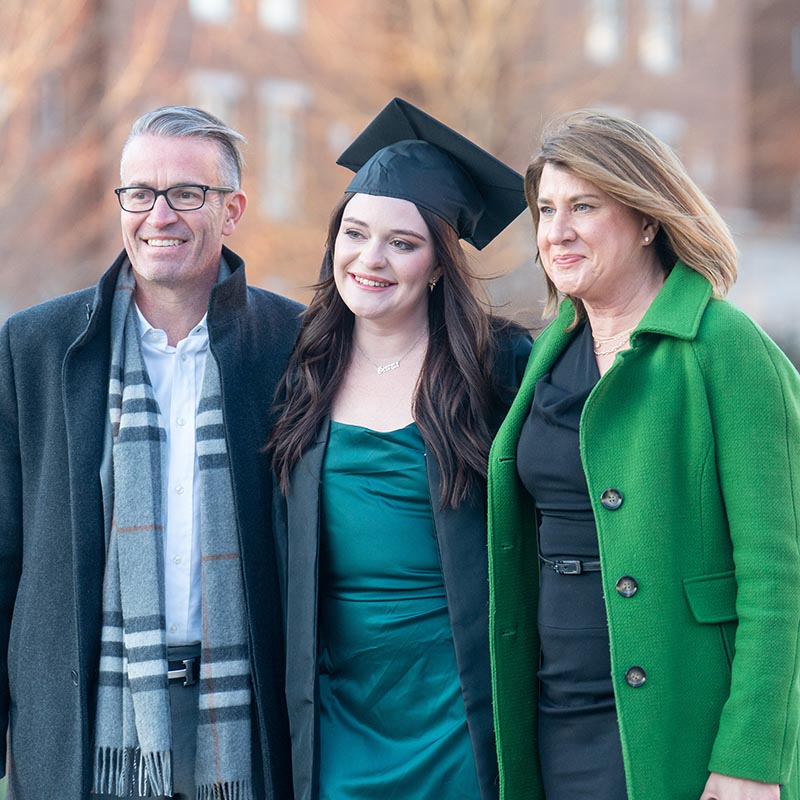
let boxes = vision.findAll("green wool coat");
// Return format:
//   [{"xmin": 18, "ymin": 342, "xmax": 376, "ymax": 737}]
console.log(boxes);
[{"xmin": 487, "ymin": 261, "xmax": 800, "ymax": 799}]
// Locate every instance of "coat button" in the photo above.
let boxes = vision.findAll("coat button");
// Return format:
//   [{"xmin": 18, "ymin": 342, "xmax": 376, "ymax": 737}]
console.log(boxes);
[
  {"xmin": 616, "ymin": 576, "xmax": 638, "ymax": 597},
  {"xmin": 625, "ymin": 666, "xmax": 647, "ymax": 687},
  {"xmin": 71, "ymin": 669, "xmax": 79, "ymax": 686},
  {"xmin": 600, "ymin": 488, "xmax": 623, "ymax": 510}
]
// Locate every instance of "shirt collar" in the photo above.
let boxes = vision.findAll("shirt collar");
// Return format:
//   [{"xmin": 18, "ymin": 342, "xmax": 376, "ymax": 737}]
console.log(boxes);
[{"xmin": 134, "ymin": 303, "xmax": 209, "ymax": 343}]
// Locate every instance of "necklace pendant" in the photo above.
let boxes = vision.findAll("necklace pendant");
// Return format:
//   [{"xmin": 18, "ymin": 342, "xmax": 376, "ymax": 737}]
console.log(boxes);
[{"xmin": 377, "ymin": 361, "xmax": 400, "ymax": 375}]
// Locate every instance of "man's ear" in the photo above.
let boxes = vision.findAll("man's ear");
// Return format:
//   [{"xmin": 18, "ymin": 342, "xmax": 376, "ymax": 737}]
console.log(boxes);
[{"xmin": 222, "ymin": 191, "xmax": 247, "ymax": 236}]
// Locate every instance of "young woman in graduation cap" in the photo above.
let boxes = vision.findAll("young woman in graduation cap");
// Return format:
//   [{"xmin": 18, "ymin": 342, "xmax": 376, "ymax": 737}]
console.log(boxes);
[{"xmin": 268, "ymin": 98, "xmax": 531, "ymax": 800}]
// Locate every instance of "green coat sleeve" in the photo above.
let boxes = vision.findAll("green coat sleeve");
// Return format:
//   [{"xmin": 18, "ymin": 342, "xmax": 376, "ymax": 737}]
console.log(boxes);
[{"xmin": 699, "ymin": 301, "xmax": 800, "ymax": 783}]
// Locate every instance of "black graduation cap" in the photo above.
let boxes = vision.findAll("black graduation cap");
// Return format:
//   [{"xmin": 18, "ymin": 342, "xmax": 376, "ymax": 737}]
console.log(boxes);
[{"xmin": 336, "ymin": 98, "xmax": 526, "ymax": 250}]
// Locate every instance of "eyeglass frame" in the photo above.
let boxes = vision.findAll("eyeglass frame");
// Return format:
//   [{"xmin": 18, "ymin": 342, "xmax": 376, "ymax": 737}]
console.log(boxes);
[{"xmin": 114, "ymin": 183, "xmax": 236, "ymax": 213}]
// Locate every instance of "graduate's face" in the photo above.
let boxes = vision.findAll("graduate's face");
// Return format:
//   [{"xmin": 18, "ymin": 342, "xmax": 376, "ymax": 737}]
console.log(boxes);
[{"xmin": 333, "ymin": 193, "xmax": 438, "ymax": 331}]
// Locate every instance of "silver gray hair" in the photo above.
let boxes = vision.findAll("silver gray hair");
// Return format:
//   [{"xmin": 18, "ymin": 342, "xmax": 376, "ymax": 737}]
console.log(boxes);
[{"xmin": 121, "ymin": 105, "xmax": 247, "ymax": 188}]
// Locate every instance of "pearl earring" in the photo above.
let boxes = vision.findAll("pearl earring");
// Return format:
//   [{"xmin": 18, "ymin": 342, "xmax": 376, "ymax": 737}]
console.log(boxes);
[{"xmin": 644, "ymin": 236, "xmax": 651, "ymax": 243}]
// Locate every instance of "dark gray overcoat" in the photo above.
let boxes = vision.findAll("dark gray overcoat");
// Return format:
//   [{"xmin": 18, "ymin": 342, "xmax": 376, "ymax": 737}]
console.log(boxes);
[
  {"xmin": 274, "ymin": 331, "xmax": 531, "ymax": 800},
  {"xmin": 0, "ymin": 246, "xmax": 302, "ymax": 800}
]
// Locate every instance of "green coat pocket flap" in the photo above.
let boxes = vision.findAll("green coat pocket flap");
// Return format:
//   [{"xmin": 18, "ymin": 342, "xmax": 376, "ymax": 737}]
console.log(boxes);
[{"xmin": 683, "ymin": 570, "xmax": 738, "ymax": 623}]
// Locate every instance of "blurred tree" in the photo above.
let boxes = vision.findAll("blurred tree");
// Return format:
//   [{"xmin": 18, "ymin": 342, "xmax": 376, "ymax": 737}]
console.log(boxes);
[
  {"xmin": 290, "ymin": 0, "xmax": 542, "ymax": 309},
  {"xmin": 0, "ymin": 0, "xmax": 796, "ymax": 346},
  {"xmin": 0, "ymin": 0, "xmax": 184, "ymax": 315},
  {"xmin": 2, "ymin": 0, "xmax": 541, "ymax": 314}
]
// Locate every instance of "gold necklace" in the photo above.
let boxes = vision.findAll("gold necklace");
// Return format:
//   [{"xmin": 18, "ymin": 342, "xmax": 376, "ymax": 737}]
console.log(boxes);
[
  {"xmin": 353, "ymin": 331, "xmax": 427, "ymax": 375},
  {"xmin": 592, "ymin": 326, "xmax": 635, "ymax": 356}
]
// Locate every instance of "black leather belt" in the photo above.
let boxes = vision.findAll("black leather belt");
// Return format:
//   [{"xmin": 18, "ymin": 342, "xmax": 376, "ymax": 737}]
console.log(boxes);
[
  {"xmin": 540, "ymin": 556, "xmax": 602, "ymax": 575},
  {"xmin": 167, "ymin": 656, "xmax": 199, "ymax": 687}
]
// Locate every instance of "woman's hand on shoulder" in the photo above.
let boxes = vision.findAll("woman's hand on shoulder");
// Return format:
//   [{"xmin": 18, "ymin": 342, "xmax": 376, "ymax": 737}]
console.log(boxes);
[{"xmin": 701, "ymin": 773, "xmax": 780, "ymax": 799}]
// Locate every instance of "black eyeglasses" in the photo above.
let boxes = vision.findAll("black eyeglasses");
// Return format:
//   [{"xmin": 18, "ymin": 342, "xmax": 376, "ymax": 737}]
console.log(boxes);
[{"xmin": 114, "ymin": 184, "xmax": 235, "ymax": 212}]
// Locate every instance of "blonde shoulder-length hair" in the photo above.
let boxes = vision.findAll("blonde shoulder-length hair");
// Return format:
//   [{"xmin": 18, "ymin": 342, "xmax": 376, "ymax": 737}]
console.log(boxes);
[{"xmin": 525, "ymin": 110, "xmax": 738, "ymax": 317}]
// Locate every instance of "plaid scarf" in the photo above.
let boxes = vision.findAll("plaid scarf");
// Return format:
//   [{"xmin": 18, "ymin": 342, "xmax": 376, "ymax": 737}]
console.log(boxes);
[{"xmin": 93, "ymin": 262, "xmax": 253, "ymax": 799}]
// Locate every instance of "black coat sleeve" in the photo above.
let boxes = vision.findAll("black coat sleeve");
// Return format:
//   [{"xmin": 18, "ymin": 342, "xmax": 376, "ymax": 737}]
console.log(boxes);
[{"xmin": 0, "ymin": 319, "xmax": 23, "ymax": 776}]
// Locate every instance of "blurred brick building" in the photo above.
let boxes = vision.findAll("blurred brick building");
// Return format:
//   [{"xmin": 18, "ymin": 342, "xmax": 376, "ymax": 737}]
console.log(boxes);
[
  {"xmin": 751, "ymin": 0, "xmax": 800, "ymax": 228},
  {"xmin": 0, "ymin": 0, "xmax": 798, "ymax": 331},
  {"xmin": 0, "ymin": 0, "xmax": 387, "ymax": 312}
]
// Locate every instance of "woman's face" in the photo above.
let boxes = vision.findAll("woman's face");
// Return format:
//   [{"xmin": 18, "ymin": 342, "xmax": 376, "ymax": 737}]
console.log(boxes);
[
  {"xmin": 535, "ymin": 162, "xmax": 653, "ymax": 307},
  {"xmin": 333, "ymin": 193, "xmax": 438, "ymax": 331}
]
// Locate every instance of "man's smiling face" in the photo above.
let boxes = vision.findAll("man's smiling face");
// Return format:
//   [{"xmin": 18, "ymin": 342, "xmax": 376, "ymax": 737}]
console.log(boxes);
[{"xmin": 119, "ymin": 134, "xmax": 244, "ymax": 293}]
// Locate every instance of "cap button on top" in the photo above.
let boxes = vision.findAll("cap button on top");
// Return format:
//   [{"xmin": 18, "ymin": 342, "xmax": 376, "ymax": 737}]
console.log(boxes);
[
  {"xmin": 625, "ymin": 666, "xmax": 647, "ymax": 687},
  {"xmin": 616, "ymin": 576, "xmax": 639, "ymax": 598},
  {"xmin": 600, "ymin": 488, "xmax": 624, "ymax": 510}
]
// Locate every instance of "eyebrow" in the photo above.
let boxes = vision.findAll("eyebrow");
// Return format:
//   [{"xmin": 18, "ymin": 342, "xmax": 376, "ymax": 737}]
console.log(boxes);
[
  {"xmin": 537, "ymin": 193, "xmax": 603, "ymax": 205},
  {"xmin": 342, "ymin": 216, "xmax": 428, "ymax": 241},
  {"xmin": 122, "ymin": 181, "xmax": 202, "ymax": 188}
]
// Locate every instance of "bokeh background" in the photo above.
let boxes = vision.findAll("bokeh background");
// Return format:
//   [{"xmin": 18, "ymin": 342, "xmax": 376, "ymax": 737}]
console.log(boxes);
[
  {"xmin": 0, "ymin": 0, "xmax": 798, "ymax": 793},
  {"xmin": 1, "ymin": 0, "xmax": 799, "ymax": 365}
]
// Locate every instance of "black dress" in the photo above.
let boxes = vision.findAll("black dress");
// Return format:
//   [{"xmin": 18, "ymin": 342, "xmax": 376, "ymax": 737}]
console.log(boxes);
[{"xmin": 516, "ymin": 323, "xmax": 627, "ymax": 799}]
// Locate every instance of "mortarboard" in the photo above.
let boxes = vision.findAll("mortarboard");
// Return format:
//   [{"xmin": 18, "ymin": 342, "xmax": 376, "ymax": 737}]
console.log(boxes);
[{"xmin": 336, "ymin": 98, "xmax": 526, "ymax": 250}]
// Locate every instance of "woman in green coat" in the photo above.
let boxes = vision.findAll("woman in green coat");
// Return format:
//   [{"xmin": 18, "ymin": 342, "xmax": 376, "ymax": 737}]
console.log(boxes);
[{"xmin": 488, "ymin": 110, "xmax": 800, "ymax": 800}]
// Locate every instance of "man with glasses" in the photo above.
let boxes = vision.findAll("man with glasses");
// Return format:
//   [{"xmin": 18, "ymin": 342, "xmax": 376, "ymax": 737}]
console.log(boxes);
[{"xmin": 0, "ymin": 106, "xmax": 300, "ymax": 799}]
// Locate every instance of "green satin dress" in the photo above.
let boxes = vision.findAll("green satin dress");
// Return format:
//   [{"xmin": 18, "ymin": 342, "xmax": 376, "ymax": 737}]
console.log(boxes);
[{"xmin": 317, "ymin": 421, "xmax": 481, "ymax": 799}]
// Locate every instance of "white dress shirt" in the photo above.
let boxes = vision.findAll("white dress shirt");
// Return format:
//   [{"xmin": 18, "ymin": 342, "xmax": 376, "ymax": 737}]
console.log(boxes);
[{"xmin": 136, "ymin": 306, "xmax": 208, "ymax": 645}]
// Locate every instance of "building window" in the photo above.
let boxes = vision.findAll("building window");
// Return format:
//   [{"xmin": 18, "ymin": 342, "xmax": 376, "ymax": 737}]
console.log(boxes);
[
  {"xmin": 792, "ymin": 176, "xmax": 800, "ymax": 231},
  {"xmin": 638, "ymin": 110, "xmax": 686, "ymax": 149},
  {"xmin": 793, "ymin": 27, "xmax": 800, "ymax": 81},
  {"xmin": 259, "ymin": 0, "xmax": 303, "ymax": 33},
  {"xmin": 259, "ymin": 80, "xmax": 311, "ymax": 220},
  {"xmin": 188, "ymin": 70, "xmax": 245, "ymax": 131},
  {"xmin": 688, "ymin": 152, "xmax": 716, "ymax": 192},
  {"xmin": 639, "ymin": 0, "xmax": 681, "ymax": 74},
  {"xmin": 188, "ymin": 0, "xmax": 232, "ymax": 24},
  {"xmin": 38, "ymin": 71, "xmax": 66, "ymax": 147},
  {"xmin": 585, "ymin": 0, "xmax": 624, "ymax": 65},
  {"xmin": 326, "ymin": 120, "xmax": 353, "ymax": 157},
  {"xmin": 0, "ymin": 81, "xmax": 11, "ymax": 123}
]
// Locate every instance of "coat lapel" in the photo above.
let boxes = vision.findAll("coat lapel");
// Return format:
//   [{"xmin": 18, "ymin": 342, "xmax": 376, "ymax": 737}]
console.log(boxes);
[
  {"xmin": 62, "ymin": 289, "xmax": 114, "ymax": 779},
  {"xmin": 207, "ymin": 258, "xmax": 299, "ymax": 799},
  {"xmin": 487, "ymin": 301, "xmax": 578, "ymax": 799},
  {"xmin": 426, "ymin": 454, "xmax": 499, "ymax": 794},
  {"xmin": 491, "ymin": 303, "xmax": 578, "ymax": 463},
  {"xmin": 284, "ymin": 420, "xmax": 328, "ymax": 800}
]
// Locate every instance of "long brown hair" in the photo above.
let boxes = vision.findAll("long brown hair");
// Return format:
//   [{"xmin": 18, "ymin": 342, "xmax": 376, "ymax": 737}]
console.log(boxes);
[{"xmin": 268, "ymin": 192, "xmax": 512, "ymax": 508}]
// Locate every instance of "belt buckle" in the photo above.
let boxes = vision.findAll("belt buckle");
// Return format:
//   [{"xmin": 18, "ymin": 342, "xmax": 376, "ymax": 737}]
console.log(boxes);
[
  {"xmin": 181, "ymin": 657, "xmax": 197, "ymax": 687},
  {"xmin": 553, "ymin": 559, "xmax": 582, "ymax": 575},
  {"xmin": 167, "ymin": 657, "xmax": 198, "ymax": 687}
]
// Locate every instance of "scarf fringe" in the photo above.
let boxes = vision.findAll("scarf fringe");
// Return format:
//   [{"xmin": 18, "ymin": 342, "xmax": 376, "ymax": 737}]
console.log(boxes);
[
  {"xmin": 93, "ymin": 746, "xmax": 172, "ymax": 797},
  {"xmin": 197, "ymin": 778, "xmax": 253, "ymax": 800}
]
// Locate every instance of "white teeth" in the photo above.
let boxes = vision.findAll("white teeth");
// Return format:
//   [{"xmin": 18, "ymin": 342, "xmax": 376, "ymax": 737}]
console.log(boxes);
[
  {"xmin": 354, "ymin": 275, "xmax": 391, "ymax": 288},
  {"xmin": 147, "ymin": 239, "xmax": 183, "ymax": 247}
]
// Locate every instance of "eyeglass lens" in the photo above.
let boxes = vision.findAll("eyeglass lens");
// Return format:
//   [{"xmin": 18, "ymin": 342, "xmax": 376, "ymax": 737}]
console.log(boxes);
[{"xmin": 118, "ymin": 185, "xmax": 208, "ymax": 212}]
